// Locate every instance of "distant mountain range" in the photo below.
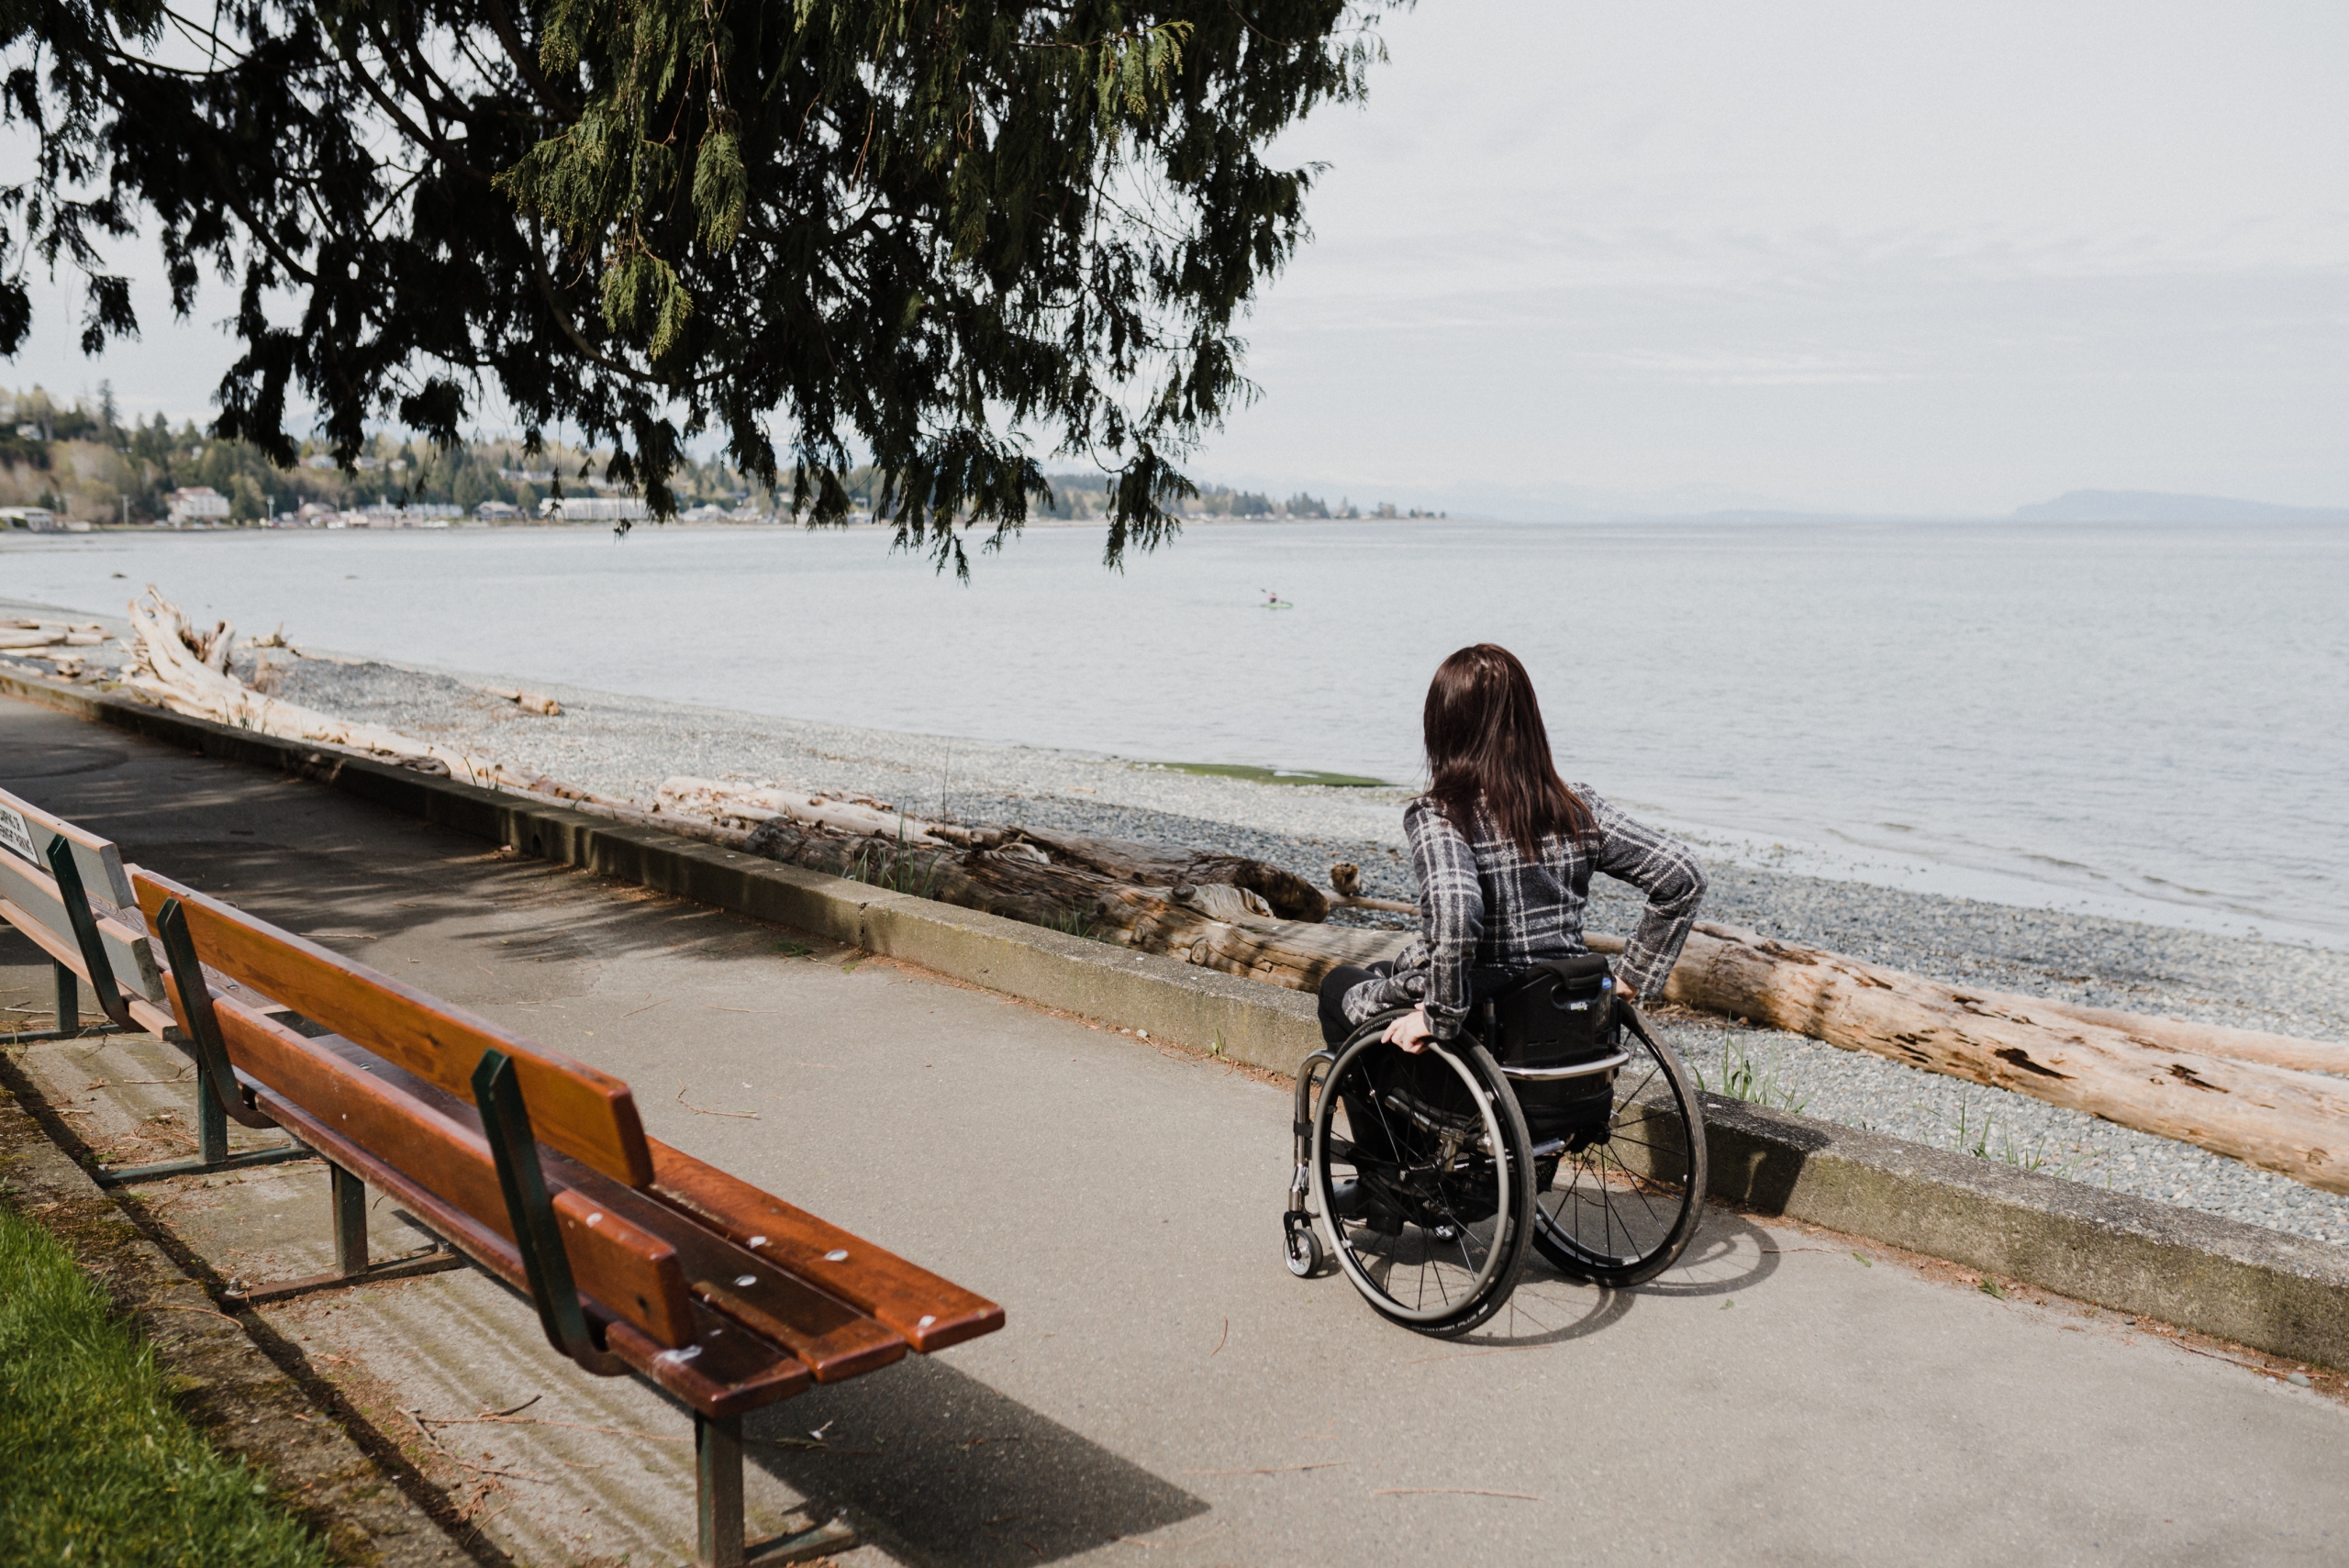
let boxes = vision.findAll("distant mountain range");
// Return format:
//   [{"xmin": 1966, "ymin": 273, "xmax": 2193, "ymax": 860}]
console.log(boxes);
[{"xmin": 2010, "ymin": 490, "xmax": 2349, "ymax": 523}]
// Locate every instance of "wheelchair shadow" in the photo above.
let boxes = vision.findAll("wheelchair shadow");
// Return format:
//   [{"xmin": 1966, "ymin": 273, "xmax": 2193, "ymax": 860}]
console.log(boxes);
[
  {"xmin": 743, "ymin": 1356, "xmax": 1207, "ymax": 1567},
  {"xmin": 1450, "ymin": 1204, "xmax": 1784, "ymax": 1348}
]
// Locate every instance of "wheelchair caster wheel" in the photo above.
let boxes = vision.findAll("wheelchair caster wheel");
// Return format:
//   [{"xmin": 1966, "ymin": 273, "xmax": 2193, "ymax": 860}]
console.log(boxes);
[{"xmin": 1283, "ymin": 1217, "xmax": 1324, "ymax": 1279}]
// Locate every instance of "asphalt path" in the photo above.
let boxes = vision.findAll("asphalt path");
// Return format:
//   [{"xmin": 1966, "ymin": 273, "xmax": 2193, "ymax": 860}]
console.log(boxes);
[{"xmin": 5, "ymin": 693, "xmax": 2346, "ymax": 1567}]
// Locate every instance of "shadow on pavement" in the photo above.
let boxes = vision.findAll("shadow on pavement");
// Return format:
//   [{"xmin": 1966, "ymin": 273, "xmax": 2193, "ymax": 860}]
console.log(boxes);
[{"xmin": 745, "ymin": 1356, "xmax": 1207, "ymax": 1566}]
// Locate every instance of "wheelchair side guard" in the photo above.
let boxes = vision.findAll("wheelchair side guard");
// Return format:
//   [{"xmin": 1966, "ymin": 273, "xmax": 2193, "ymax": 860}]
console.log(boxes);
[
  {"xmin": 1287, "ymin": 1047, "xmax": 1338, "ymax": 1214},
  {"xmin": 1283, "ymin": 1046, "xmax": 1339, "ymax": 1280}
]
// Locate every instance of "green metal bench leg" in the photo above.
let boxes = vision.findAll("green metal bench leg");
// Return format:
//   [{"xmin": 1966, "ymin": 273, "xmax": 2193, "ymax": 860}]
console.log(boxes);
[
  {"xmin": 692, "ymin": 1415, "xmax": 856, "ymax": 1567},
  {"xmin": 698, "ymin": 1413, "xmax": 746, "ymax": 1568},
  {"xmin": 92, "ymin": 896, "xmax": 313, "ymax": 1187},
  {"xmin": 333, "ymin": 1162, "xmax": 369, "ymax": 1276},
  {"xmin": 49, "ymin": 839, "xmax": 129, "ymax": 1032},
  {"xmin": 221, "ymin": 1161, "xmax": 465, "ymax": 1307}
]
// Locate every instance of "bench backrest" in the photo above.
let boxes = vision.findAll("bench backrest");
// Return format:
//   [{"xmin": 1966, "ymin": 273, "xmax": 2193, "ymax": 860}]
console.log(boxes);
[
  {"xmin": 131, "ymin": 867, "xmax": 655, "ymax": 1189},
  {"xmin": 0, "ymin": 784, "xmax": 165, "ymax": 1002}
]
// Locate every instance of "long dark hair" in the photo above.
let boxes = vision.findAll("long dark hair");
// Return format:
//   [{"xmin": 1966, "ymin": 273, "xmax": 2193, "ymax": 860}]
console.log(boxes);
[{"xmin": 1422, "ymin": 644, "xmax": 1594, "ymax": 858}]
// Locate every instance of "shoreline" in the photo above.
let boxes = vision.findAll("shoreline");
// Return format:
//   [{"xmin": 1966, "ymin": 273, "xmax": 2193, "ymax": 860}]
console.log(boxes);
[
  {"xmin": 6, "ymin": 592, "xmax": 2347, "ymax": 1249},
  {"xmin": 9, "ymin": 529, "xmax": 2343, "ymax": 951}
]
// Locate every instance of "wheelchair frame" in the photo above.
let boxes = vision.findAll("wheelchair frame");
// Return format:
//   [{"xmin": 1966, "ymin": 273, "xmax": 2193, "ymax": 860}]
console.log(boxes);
[{"xmin": 1285, "ymin": 988, "xmax": 1709, "ymax": 1331}]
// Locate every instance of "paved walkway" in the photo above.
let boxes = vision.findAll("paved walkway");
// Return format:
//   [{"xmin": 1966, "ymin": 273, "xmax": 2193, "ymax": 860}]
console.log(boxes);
[{"xmin": 5, "ymin": 694, "xmax": 2346, "ymax": 1567}]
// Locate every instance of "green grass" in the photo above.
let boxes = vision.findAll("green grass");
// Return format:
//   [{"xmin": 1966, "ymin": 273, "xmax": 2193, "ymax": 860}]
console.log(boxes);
[
  {"xmin": 841, "ymin": 821, "xmax": 945, "ymax": 899},
  {"xmin": 0, "ymin": 1198, "xmax": 329, "ymax": 1568},
  {"xmin": 1042, "ymin": 906, "xmax": 1107, "ymax": 941},
  {"xmin": 1695, "ymin": 1033, "xmax": 1811, "ymax": 1114},
  {"xmin": 1933, "ymin": 1090, "xmax": 2082, "ymax": 1177},
  {"xmin": 1147, "ymin": 762, "xmax": 1391, "ymax": 788}
]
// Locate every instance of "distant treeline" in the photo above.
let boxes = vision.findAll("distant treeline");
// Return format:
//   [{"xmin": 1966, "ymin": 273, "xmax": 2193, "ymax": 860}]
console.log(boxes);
[
  {"xmin": 1033, "ymin": 473, "xmax": 1443, "ymax": 521},
  {"xmin": 1, "ymin": 385, "xmax": 751, "ymax": 523},
  {"xmin": 0, "ymin": 387, "xmax": 1445, "ymax": 527}
]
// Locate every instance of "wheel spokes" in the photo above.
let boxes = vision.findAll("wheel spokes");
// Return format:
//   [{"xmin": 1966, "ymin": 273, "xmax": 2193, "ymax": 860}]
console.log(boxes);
[{"xmin": 1529, "ymin": 1027, "xmax": 1702, "ymax": 1280}]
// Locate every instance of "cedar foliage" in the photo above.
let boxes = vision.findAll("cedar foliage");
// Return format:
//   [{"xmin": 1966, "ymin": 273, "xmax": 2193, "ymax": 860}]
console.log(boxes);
[{"xmin": 0, "ymin": 1, "xmax": 1395, "ymax": 569}]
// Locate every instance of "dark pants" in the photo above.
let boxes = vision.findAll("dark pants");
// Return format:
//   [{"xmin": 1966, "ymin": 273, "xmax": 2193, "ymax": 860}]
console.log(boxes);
[
  {"xmin": 1318, "ymin": 962, "xmax": 1389, "ymax": 1050},
  {"xmin": 1321, "ymin": 962, "xmax": 1482, "ymax": 1171},
  {"xmin": 1318, "ymin": 962, "xmax": 1516, "ymax": 1172}
]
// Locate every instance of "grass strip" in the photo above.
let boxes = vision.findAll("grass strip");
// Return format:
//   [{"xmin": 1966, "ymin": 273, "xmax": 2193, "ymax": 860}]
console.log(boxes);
[{"xmin": 0, "ymin": 1197, "xmax": 328, "ymax": 1568}]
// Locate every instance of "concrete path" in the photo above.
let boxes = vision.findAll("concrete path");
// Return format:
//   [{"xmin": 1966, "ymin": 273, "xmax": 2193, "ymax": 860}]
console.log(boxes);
[{"xmin": 5, "ymin": 693, "xmax": 2347, "ymax": 1568}]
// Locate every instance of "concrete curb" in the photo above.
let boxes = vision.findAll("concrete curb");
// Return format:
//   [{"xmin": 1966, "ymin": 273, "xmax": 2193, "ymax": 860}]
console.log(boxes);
[
  {"xmin": 1703, "ymin": 1095, "xmax": 2349, "ymax": 1370},
  {"xmin": 9, "ymin": 670, "xmax": 2347, "ymax": 1371}
]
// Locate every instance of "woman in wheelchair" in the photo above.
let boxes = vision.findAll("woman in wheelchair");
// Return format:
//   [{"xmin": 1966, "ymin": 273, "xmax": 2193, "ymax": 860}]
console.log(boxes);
[{"xmin": 1286, "ymin": 643, "xmax": 1710, "ymax": 1333}]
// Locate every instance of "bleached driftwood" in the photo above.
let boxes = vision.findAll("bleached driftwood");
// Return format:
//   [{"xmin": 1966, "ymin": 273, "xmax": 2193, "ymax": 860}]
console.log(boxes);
[
  {"xmin": 121, "ymin": 587, "xmax": 528, "ymax": 789},
  {"xmin": 1585, "ymin": 922, "xmax": 2349, "ymax": 1193},
  {"xmin": 484, "ymin": 686, "xmax": 562, "ymax": 716},
  {"xmin": 664, "ymin": 777, "xmax": 1337, "ymax": 921},
  {"xmin": 2005, "ymin": 997, "xmax": 2349, "ymax": 1079},
  {"xmin": 655, "ymin": 775, "xmax": 975, "ymax": 848}
]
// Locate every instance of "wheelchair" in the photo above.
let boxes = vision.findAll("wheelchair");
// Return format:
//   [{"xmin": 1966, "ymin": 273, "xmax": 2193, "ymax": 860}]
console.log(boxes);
[{"xmin": 1281, "ymin": 957, "xmax": 1709, "ymax": 1335}]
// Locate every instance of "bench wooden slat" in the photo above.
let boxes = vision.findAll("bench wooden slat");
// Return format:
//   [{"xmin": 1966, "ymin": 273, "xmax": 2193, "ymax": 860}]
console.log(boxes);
[
  {"xmin": 297, "ymin": 1030, "xmax": 913, "ymax": 1385},
  {"xmin": 250, "ymin": 1080, "xmax": 812, "ymax": 1416},
  {"xmin": 0, "ymin": 784, "xmax": 137, "ymax": 904},
  {"xmin": 195, "ymin": 985, "xmax": 698, "ymax": 1348},
  {"xmin": 132, "ymin": 867, "xmax": 656, "ymax": 1190},
  {"xmin": 648, "ymin": 1143, "xmax": 1006, "ymax": 1354},
  {"xmin": 529, "ymin": 1148, "xmax": 908, "ymax": 1385},
  {"xmin": 0, "ymin": 891, "xmax": 176, "ymax": 1035},
  {"xmin": 0, "ymin": 801, "xmax": 165, "ymax": 1005}
]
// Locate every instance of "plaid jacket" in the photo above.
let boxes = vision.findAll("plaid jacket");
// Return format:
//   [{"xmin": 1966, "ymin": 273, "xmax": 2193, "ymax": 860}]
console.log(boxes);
[{"xmin": 1342, "ymin": 786, "xmax": 1707, "ymax": 1040}]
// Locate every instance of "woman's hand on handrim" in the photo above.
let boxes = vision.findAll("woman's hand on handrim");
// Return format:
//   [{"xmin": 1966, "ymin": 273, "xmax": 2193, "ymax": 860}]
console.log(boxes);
[{"xmin": 1382, "ymin": 1006, "xmax": 1436, "ymax": 1053}]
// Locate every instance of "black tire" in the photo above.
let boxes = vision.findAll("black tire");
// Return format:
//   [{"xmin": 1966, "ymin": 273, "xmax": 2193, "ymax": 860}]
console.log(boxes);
[
  {"xmin": 1283, "ymin": 1218, "xmax": 1325, "ymax": 1279},
  {"xmin": 1310, "ymin": 1017, "xmax": 1535, "ymax": 1336},
  {"xmin": 1528, "ymin": 1004, "xmax": 1709, "ymax": 1288}
]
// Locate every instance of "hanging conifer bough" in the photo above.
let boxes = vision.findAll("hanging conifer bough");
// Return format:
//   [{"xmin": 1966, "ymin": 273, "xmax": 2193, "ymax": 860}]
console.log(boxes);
[{"xmin": 1, "ymin": 2, "xmax": 1394, "ymax": 569}]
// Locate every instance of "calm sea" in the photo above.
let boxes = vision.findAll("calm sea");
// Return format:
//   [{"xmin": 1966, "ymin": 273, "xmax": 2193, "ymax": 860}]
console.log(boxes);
[{"xmin": 6, "ymin": 518, "xmax": 2344, "ymax": 945}]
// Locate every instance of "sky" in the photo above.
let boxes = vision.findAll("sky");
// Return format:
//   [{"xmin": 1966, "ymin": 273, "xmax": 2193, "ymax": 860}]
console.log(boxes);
[{"xmin": 6, "ymin": 0, "xmax": 2345, "ymax": 518}]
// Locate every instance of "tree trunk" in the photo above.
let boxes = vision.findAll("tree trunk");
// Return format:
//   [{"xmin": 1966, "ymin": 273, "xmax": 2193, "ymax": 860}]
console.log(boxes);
[
  {"xmin": 1995, "ymin": 997, "xmax": 2349, "ymax": 1078},
  {"xmin": 1591, "ymin": 922, "xmax": 2349, "ymax": 1194}
]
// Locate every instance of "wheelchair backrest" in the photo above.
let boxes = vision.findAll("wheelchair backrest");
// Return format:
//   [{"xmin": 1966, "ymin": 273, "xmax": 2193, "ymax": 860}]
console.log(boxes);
[{"xmin": 1485, "ymin": 953, "xmax": 1620, "ymax": 1068}]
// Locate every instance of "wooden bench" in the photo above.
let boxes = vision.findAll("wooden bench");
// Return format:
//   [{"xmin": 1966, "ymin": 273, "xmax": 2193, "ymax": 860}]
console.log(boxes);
[
  {"xmin": 0, "ymin": 785, "xmax": 312, "ymax": 1184},
  {"xmin": 128, "ymin": 866, "xmax": 1003, "ymax": 1566}
]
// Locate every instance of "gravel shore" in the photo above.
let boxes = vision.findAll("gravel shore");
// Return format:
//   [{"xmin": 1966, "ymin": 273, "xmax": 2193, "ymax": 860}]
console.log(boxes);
[{"xmin": 10, "ymin": 602, "xmax": 2345, "ymax": 1250}]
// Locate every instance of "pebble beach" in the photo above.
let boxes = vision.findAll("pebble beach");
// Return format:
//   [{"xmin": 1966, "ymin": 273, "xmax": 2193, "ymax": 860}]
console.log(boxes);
[{"xmin": 9, "ymin": 598, "xmax": 2348, "ymax": 1249}]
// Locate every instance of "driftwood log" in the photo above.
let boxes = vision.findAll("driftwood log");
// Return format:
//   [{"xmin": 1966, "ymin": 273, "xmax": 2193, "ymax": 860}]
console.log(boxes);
[
  {"xmin": 1586, "ymin": 922, "xmax": 2349, "ymax": 1194},
  {"xmin": 121, "ymin": 589, "xmax": 530, "ymax": 790},
  {"xmin": 736, "ymin": 815, "xmax": 1401, "ymax": 989}
]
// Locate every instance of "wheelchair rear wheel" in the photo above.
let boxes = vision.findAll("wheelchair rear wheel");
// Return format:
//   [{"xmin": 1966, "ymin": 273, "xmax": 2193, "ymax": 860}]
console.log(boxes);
[
  {"xmin": 1309, "ymin": 1019, "xmax": 1535, "ymax": 1336},
  {"xmin": 1528, "ymin": 1003, "xmax": 1709, "ymax": 1287}
]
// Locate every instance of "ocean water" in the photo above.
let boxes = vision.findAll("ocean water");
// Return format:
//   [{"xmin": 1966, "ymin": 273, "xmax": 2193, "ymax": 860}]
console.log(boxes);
[{"xmin": 6, "ymin": 518, "xmax": 2344, "ymax": 945}]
